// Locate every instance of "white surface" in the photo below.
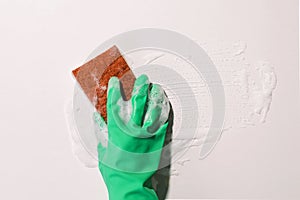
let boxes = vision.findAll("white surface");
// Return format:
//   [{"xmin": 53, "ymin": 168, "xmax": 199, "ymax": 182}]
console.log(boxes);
[{"xmin": 0, "ymin": 0, "xmax": 299, "ymax": 199}]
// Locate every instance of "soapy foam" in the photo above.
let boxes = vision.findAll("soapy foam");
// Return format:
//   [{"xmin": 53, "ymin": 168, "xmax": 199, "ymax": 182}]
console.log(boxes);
[{"xmin": 67, "ymin": 41, "xmax": 277, "ymax": 174}]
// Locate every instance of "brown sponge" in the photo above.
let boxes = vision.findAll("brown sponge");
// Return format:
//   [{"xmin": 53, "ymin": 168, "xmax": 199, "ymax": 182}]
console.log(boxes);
[{"xmin": 72, "ymin": 45, "xmax": 136, "ymax": 122}]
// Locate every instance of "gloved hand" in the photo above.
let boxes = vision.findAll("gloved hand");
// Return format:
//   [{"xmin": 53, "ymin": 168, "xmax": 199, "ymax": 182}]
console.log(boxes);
[{"xmin": 93, "ymin": 74, "xmax": 170, "ymax": 200}]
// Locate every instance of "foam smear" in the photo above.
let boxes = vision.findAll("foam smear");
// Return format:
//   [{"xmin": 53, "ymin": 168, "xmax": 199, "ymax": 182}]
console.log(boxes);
[
  {"xmin": 252, "ymin": 61, "xmax": 277, "ymax": 123},
  {"xmin": 169, "ymin": 41, "xmax": 277, "ymax": 176},
  {"xmin": 200, "ymin": 41, "xmax": 277, "ymax": 128},
  {"xmin": 67, "ymin": 41, "xmax": 277, "ymax": 173}
]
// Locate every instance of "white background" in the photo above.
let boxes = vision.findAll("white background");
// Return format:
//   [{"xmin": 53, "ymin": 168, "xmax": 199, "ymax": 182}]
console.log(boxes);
[{"xmin": 0, "ymin": 0, "xmax": 299, "ymax": 199}]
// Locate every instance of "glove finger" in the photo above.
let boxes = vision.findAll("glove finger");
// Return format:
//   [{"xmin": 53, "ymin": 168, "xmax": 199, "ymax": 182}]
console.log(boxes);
[
  {"xmin": 93, "ymin": 112, "xmax": 108, "ymax": 143},
  {"xmin": 97, "ymin": 142, "xmax": 106, "ymax": 164},
  {"xmin": 144, "ymin": 84, "xmax": 170, "ymax": 133},
  {"xmin": 143, "ymin": 84, "xmax": 163, "ymax": 132},
  {"xmin": 130, "ymin": 74, "xmax": 149, "ymax": 126},
  {"xmin": 107, "ymin": 77, "xmax": 122, "ymax": 109},
  {"xmin": 93, "ymin": 112, "xmax": 108, "ymax": 161},
  {"xmin": 106, "ymin": 77, "xmax": 123, "ymax": 124},
  {"xmin": 93, "ymin": 112, "xmax": 107, "ymax": 131}
]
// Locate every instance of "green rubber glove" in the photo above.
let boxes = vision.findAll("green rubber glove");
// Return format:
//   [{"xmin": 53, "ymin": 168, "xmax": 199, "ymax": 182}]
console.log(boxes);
[{"xmin": 94, "ymin": 74, "xmax": 170, "ymax": 200}]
